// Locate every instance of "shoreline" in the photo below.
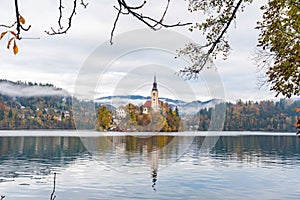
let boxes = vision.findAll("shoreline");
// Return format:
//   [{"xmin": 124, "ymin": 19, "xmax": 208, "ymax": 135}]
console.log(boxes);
[{"xmin": 0, "ymin": 130, "xmax": 297, "ymax": 137}]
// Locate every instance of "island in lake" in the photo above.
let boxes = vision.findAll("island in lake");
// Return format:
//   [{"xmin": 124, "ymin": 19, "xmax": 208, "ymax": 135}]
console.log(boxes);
[{"xmin": 96, "ymin": 75, "xmax": 182, "ymax": 132}]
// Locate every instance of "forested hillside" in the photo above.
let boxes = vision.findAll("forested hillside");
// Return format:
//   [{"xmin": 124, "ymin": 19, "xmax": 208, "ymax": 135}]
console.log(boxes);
[
  {"xmin": 197, "ymin": 100, "xmax": 300, "ymax": 132},
  {"xmin": 0, "ymin": 80, "xmax": 75, "ymax": 129}
]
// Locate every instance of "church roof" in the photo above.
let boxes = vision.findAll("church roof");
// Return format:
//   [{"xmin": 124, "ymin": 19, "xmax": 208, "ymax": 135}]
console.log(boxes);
[
  {"xmin": 143, "ymin": 100, "xmax": 152, "ymax": 108},
  {"xmin": 143, "ymin": 99, "xmax": 163, "ymax": 108}
]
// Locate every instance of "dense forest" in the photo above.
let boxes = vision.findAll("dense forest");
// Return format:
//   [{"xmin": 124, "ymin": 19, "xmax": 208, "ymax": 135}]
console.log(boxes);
[{"xmin": 196, "ymin": 99, "xmax": 300, "ymax": 132}]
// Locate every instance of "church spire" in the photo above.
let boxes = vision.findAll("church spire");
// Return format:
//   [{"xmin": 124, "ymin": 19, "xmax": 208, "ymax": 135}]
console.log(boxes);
[
  {"xmin": 151, "ymin": 74, "xmax": 159, "ymax": 112},
  {"xmin": 152, "ymin": 74, "xmax": 158, "ymax": 91}
]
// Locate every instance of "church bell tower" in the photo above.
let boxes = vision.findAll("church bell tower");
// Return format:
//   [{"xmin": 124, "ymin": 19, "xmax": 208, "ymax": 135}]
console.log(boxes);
[{"xmin": 151, "ymin": 75, "xmax": 159, "ymax": 112}]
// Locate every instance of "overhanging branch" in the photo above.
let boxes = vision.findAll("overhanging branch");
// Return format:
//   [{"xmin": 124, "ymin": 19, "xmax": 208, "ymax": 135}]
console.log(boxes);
[
  {"xmin": 45, "ymin": 0, "xmax": 88, "ymax": 35},
  {"xmin": 178, "ymin": 0, "xmax": 244, "ymax": 79},
  {"xmin": 110, "ymin": 0, "xmax": 192, "ymax": 44}
]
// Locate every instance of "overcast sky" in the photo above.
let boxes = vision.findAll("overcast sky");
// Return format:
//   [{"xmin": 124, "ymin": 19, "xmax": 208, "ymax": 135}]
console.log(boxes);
[{"xmin": 0, "ymin": 0, "xmax": 282, "ymax": 102}]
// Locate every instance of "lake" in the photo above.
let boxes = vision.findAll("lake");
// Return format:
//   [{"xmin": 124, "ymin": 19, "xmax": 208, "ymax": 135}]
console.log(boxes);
[{"xmin": 0, "ymin": 130, "xmax": 299, "ymax": 200}]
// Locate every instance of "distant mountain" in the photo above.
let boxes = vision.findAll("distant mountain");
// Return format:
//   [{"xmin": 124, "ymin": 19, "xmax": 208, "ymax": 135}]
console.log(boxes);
[
  {"xmin": 180, "ymin": 99, "xmax": 223, "ymax": 115},
  {"xmin": 95, "ymin": 95, "xmax": 222, "ymax": 115}
]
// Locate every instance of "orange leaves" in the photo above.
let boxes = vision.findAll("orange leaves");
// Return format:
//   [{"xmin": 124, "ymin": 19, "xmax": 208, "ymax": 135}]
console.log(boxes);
[
  {"xmin": 0, "ymin": 31, "xmax": 19, "ymax": 55},
  {"xmin": 7, "ymin": 37, "xmax": 19, "ymax": 55},
  {"xmin": 294, "ymin": 108, "xmax": 300, "ymax": 113},
  {"xmin": 296, "ymin": 108, "xmax": 300, "ymax": 130},
  {"xmin": 13, "ymin": 40, "xmax": 18, "ymax": 54},
  {"xmin": 0, "ymin": 31, "xmax": 8, "ymax": 39},
  {"xmin": 7, "ymin": 37, "xmax": 14, "ymax": 49},
  {"xmin": 19, "ymin": 15, "xmax": 25, "ymax": 24},
  {"xmin": 0, "ymin": 15, "xmax": 29, "ymax": 55}
]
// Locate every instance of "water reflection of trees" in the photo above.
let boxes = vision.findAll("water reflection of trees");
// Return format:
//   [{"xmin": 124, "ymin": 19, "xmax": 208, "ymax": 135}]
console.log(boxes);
[
  {"xmin": 0, "ymin": 137, "xmax": 88, "ymax": 179},
  {"xmin": 193, "ymin": 136, "xmax": 300, "ymax": 165},
  {"xmin": 0, "ymin": 136, "xmax": 87, "ymax": 159}
]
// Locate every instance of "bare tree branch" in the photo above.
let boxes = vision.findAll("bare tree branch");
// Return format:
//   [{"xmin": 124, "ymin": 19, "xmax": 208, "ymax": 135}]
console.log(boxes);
[
  {"xmin": 80, "ymin": 0, "xmax": 89, "ymax": 8},
  {"xmin": 110, "ymin": 0, "xmax": 192, "ymax": 44},
  {"xmin": 110, "ymin": 4, "xmax": 122, "ymax": 45},
  {"xmin": 154, "ymin": 0, "xmax": 171, "ymax": 27},
  {"xmin": 14, "ymin": 0, "xmax": 21, "ymax": 38},
  {"xmin": 12, "ymin": 0, "xmax": 31, "ymax": 39},
  {"xmin": 0, "ymin": 22, "xmax": 17, "ymax": 28},
  {"xmin": 45, "ymin": 0, "xmax": 88, "ymax": 35},
  {"xmin": 252, "ymin": 48, "xmax": 276, "ymax": 90},
  {"xmin": 58, "ymin": 0, "xmax": 64, "ymax": 30}
]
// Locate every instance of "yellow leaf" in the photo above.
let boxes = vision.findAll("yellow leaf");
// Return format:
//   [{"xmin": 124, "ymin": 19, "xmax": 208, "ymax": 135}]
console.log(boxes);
[
  {"xmin": 294, "ymin": 108, "xmax": 300, "ymax": 112},
  {"xmin": 7, "ymin": 37, "xmax": 14, "ymax": 49},
  {"xmin": 19, "ymin": 15, "xmax": 25, "ymax": 24},
  {"xmin": 13, "ymin": 40, "xmax": 18, "ymax": 55},
  {"xmin": 0, "ymin": 31, "xmax": 8, "ymax": 40}
]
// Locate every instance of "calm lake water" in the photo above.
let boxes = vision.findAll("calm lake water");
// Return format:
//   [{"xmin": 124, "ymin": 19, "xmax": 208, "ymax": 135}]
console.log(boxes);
[{"xmin": 0, "ymin": 131, "xmax": 300, "ymax": 200}]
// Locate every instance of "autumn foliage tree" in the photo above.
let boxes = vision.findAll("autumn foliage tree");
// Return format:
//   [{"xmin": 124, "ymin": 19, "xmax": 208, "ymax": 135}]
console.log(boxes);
[
  {"xmin": 256, "ymin": 0, "xmax": 300, "ymax": 98},
  {"xmin": 295, "ymin": 108, "xmax": 300, "ymax": 135},
  {"xmin": 197, "ymin": 100, "xmax": 300, "ymax": 132},
  {"xmin": 96, "ymin": 105, "xmax": 112, "ymax": 131}
]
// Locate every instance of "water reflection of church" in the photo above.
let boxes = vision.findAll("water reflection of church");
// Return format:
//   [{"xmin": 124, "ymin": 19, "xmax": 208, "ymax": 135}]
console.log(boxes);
[{"xmin": 107, "ymin": 135, "xmax": 174, "ymax": 191}]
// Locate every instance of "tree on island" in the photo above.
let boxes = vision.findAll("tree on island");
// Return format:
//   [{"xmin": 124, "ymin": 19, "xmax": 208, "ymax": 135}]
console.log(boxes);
[
  {"xmin": 96, "ymin": 105, "xmax": 112, "ymax": 131},
  {"xmin": 296, "ymin": 108, "xmax": 300, "ymax": 136},
  {"xmin": 0, "ymin": 0, "xmax": 299, "ymax": 98},
  {"xmin": 102, "ymin": 103, "xmax": 181, "ymax": 132}
]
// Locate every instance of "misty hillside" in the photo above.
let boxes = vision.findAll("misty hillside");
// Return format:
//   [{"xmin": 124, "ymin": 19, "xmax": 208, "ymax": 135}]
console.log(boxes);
[
  {"xmin": 0, "ymin": 79, "xmax": 68, "ymax": 97},
  {"xmin": 95, "ymin": 95, "xmax": 222, "ymax": 115},
  {"xmin": 0, "ymin": 80, "xmax": 74, "ymax": 129}
]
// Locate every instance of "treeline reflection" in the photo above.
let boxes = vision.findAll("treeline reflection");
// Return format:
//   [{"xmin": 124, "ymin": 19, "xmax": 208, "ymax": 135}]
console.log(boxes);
[
  {"xmin": 0, "ymin": 135, "xmax": 299, "ymax": 169},
  {"xmin": 192, "ymin": 135, "xmax": 300, "ymax": 165},
  {"xmin": 0, "ymin": 137, "xmax": 87, "ymax": 159},
  {"xmin": 0, "ymin": 137, "xmax": 89, "ymax": 181}
]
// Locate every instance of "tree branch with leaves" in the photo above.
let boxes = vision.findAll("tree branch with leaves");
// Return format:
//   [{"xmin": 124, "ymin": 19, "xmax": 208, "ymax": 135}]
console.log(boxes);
[
  {"xmin": 256, "ymin": 0, "xmax": 300, "ymax": 98},
  {"xmin": 0, "ymin": 0, "xmax": 31, "ymax": 54},
  {"xmin": 176, "ymin": 0, "xmax": 253, "ymax": 79}
]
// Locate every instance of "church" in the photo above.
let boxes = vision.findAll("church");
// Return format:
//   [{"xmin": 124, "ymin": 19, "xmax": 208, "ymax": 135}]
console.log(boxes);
[{"xmin": 142, "ymin": 75, "xmax": 162, "ymax": 114}]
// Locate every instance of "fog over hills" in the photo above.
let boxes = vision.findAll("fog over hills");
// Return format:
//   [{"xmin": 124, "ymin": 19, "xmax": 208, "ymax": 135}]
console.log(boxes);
[
  {"xmin": 0, "ymin": 79, "xmax": 68, "ymax": 97},
  {"xmin": 95, "ymin": 95, "xmax": 223, "ymax": 115}
]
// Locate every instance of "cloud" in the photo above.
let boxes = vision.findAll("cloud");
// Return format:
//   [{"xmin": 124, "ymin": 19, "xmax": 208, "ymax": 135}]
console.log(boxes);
[{"xmin": 0, "ymin": 82, "xmax": 68, "ymax": 97}]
